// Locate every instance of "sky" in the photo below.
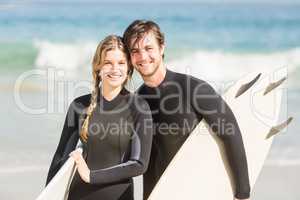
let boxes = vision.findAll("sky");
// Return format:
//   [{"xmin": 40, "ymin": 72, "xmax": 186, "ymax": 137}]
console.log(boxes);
[{"xmin": 1, "ymin": 0, "xmax": 300, "ymax": 4}]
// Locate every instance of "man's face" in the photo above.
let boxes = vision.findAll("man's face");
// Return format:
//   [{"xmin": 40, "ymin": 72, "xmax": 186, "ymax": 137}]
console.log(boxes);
[{"xmin": 129, "ymin": 32, "xmax": 164, "ymax": 77}]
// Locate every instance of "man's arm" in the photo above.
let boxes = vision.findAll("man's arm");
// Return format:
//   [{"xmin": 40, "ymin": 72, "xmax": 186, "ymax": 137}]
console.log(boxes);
[{"xmin": 190, "ymin": 78, "xmax": 251, "ymax": 199}]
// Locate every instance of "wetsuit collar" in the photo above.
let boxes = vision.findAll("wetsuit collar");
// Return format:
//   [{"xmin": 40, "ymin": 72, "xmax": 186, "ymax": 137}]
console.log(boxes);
[
  {"xmin": 143, "ymin": 68, "xmax": 174, "ymax": 89},
  {"xmin": 97, "ymin": 87, "xmax": 129, "ymax": 111}
]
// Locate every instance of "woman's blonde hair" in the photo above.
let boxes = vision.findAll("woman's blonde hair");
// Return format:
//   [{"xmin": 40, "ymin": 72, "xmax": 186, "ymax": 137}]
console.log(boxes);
[{"xmin": 80, "ymin": 35, "xmax": 133, "ymax": 143}]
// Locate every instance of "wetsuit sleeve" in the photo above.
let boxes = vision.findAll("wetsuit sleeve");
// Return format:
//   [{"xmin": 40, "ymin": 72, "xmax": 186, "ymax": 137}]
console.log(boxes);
[
  {"xmin": 190, "ymin": 79, "xmax": 251, "ymax": 199},
  {"xmin": 89, "ymin": 98, "xmax": 153, "ymax": 185},
  {"xmin": 45, "ymin": 101, "xmax": 80, "ymax": 185}
]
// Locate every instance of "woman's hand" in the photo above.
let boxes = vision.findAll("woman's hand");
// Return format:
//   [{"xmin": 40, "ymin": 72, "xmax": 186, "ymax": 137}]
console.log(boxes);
[{"xmin": 69, "ymin": 149, "xmax": 90, "ymax": 183}]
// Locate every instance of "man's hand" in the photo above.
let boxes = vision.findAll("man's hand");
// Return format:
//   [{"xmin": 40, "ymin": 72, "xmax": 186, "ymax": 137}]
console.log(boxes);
[{"xmin": 69, "ymin": 148, "xmax": 90, "ymax": 183}]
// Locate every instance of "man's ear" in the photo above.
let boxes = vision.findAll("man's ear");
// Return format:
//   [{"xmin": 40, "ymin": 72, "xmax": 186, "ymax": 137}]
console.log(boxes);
[{"xmin": 160, "ymin": 44, "xmax": 165, "ymax": 56}]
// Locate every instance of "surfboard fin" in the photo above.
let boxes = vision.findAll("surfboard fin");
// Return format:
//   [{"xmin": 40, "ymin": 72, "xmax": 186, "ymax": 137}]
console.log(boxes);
[
  {"xmin": 265, "ymin": 117, "xmax": 293, "ymax": 139},
  {"xmin": 263, "ymin": 77, "xmax": 287, "ymax": 95},
  {"xmin": 235, "ymin": 73, "xmax": 261, "ymax": 98}
]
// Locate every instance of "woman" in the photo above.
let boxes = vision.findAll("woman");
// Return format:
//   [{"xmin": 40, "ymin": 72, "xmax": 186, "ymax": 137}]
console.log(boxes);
[{"xmin": 46, "ymin": 35, "xmax": 153, "ymax": 200}]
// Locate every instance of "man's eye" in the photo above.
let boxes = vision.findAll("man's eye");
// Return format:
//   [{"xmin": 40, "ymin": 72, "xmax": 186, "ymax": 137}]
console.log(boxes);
[{"xmin": 146, "ymin": 47, "xmax": 153, "ymax": 50}]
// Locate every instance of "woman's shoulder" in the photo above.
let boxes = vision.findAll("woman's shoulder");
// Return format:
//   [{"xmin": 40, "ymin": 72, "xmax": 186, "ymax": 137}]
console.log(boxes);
[
  {"xmin": 122, "ymin": 90, "xmax": 150, "ymax": 113},
  {"xmin": 68, "ymin": 93, "xmax": 92, "ymax": 112},
  {"xmin": 73, "ymin": 93, "xmax": 91, "ymax": 105}
]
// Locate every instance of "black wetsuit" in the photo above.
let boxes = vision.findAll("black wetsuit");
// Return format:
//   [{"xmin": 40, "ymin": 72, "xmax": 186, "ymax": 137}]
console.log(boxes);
[
  {"xmin": 46, "ymin": 88, "xmax": 153, "ymax": 200},
  {"xmin": 138, "ymin": 69, "xmax": 251, "ymax": 199}
]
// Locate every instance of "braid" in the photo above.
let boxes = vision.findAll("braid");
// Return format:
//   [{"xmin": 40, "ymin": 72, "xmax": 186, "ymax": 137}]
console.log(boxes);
[{"xmin": 79, "ymin": 75, "xmax": 100, "ymax": 142}]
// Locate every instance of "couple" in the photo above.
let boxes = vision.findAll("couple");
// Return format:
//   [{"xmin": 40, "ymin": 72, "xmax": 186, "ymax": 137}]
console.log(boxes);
[{"xmin": 46, "ymin": 20, "xmax": 251, "ymax": 200}]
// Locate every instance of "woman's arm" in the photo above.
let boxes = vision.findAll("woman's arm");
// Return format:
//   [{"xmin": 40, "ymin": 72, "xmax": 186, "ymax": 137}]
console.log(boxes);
[{"xmin": 45, "ymin": 101, "xmax": 80, "ymax": 185}]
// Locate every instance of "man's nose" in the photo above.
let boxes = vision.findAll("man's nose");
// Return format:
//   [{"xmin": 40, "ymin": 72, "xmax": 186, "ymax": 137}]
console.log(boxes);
[{"xmin": 138, "ymin": 50, "xmax": 148, "ymax": 61}]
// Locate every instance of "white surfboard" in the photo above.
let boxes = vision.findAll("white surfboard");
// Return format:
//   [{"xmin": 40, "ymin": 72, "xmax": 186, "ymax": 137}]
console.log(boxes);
[
  {"xmin": 148, "ymin": 70, "xmax": 290, "ymax": 199},
  {"xmin": 36, "ymin": 148, "xmax": 82, "ymax": 200}
]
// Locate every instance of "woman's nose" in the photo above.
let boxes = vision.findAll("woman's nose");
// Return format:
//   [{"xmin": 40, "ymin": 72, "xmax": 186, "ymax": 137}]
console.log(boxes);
[{"xmin": 111, "ymin": 63, "xmax": 120, "ymax": 70}]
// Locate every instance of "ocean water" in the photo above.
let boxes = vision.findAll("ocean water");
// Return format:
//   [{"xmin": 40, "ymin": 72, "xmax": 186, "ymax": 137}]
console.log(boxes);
[{"xmin": 0, "ymin": 2, "xmax": 299, "ymax": 200}]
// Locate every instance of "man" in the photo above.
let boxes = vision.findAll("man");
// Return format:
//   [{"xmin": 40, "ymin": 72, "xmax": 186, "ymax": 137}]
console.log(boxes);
[{"xmin": 123, "ymin": 20, "xmax": 250, "ymax": 200}]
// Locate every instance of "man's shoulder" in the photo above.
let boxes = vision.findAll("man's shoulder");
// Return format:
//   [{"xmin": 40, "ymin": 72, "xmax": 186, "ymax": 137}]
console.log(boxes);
[
  {"xmin": 168, "ymin": 69, "xmax": 207, "ymax": 85},
  {"xmin": 168, "ymin": 69, "xmax": 216, "ymax": 95},
  {"xmin": 136, "ymin": 84, "xmax": 147, "ymax": 95}
]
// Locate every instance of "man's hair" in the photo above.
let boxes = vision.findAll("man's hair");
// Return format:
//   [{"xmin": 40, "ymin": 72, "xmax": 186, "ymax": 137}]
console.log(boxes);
[{"xmin": 123, "ymin": 20, "xmax": 165, "ymax": 58}]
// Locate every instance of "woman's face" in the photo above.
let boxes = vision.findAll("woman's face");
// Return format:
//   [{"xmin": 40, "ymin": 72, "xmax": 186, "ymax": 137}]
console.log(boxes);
[{"xmin": 98, "ymin": 48, "xmax": 128, "ymax": 89}]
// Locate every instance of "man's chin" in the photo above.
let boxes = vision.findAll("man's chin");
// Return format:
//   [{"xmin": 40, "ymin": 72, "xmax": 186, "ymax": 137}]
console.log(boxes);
[{"xmin": 137, "ymin": 67, "xmax": 158, "ymax": 78}]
